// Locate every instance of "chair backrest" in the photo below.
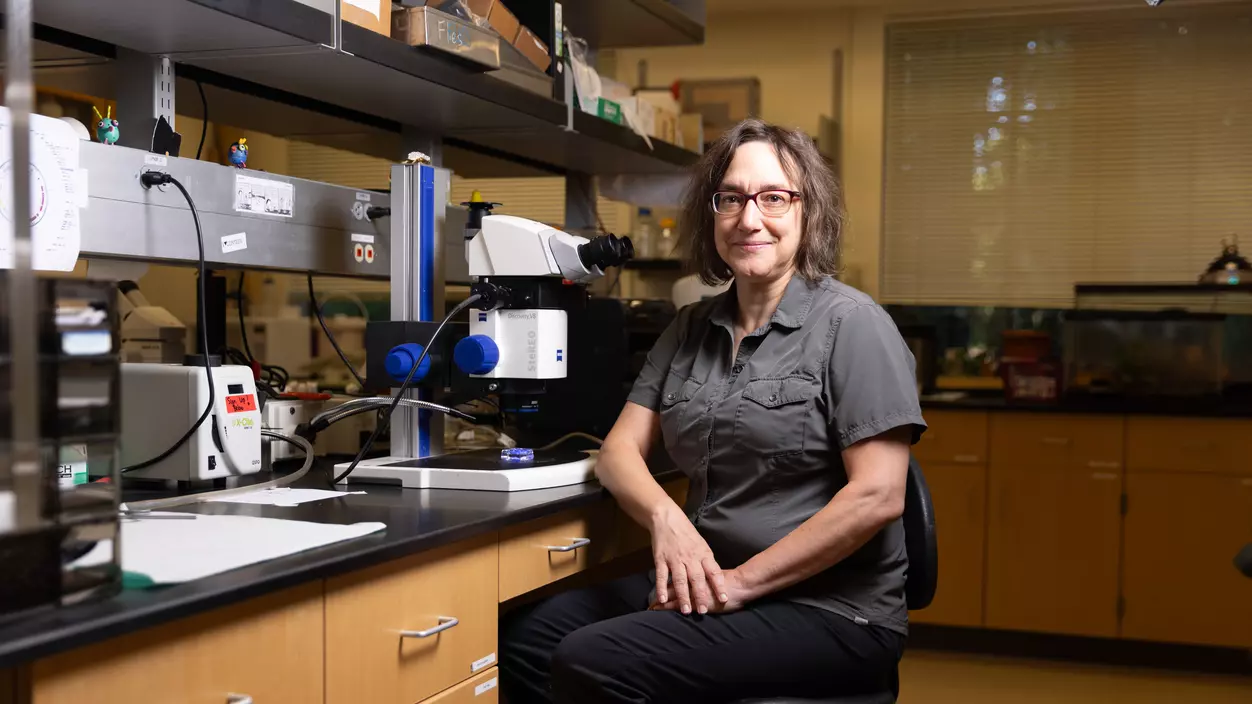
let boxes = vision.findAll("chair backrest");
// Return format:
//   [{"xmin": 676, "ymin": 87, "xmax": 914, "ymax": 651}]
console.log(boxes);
[{"xmin": 902, "ymin": 456, "xmax": 938, "ymax": 610}]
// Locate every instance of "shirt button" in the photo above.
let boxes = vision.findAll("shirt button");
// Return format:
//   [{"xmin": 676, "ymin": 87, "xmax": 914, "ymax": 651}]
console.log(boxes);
[
  {"xmin": 666, "ymin": 392, "xmax": 676, "ymax": 401},
  {"xmin": 732, "ymin": 364, "xmax": 743, "ymax": 374},
  {"xmin": 769, "ymin": 394, "xmax": 778, "ymax": 403}
]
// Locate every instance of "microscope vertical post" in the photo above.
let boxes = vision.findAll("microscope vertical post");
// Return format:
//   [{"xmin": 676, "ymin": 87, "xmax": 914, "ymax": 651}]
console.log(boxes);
[{"xmin": 388, "ymin": 162, "xmax": 448, "ymax": 459}]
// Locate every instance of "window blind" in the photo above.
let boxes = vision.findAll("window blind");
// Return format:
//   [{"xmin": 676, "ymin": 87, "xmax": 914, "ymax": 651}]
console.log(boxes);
[{"xmin": 881, "ymin": 8, "xmax": 1252, "ymax": 307}]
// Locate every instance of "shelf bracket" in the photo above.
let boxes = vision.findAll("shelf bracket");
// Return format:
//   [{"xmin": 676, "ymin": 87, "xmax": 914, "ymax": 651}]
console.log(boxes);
[{"xmin": 114, "ymin": 48, "xmax": 175, "ymax": 152}]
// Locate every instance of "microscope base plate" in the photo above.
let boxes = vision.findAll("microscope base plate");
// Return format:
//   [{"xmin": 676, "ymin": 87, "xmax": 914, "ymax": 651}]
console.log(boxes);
[{"xmin": 336, "ymin": 449, "xmax": 596, "ymax": 492}]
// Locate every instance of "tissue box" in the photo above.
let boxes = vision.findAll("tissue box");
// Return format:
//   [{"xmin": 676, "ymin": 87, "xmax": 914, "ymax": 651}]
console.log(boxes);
[
  {"xmin": 341, "ymin": 0, "xmax": 392, "ymax": 36},
  {"xmin": 595, "ymin": 98, "xmax": 623, "ymax": 125}
]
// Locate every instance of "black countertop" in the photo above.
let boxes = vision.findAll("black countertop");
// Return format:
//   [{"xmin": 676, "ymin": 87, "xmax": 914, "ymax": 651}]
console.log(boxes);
[
  {"xmin": 0, "ymin": 464, "xmax": 677, "ymax": 668},
  {"xmin": 921, "ymin": 394, "xmax": 1252, "ymax": 418}
]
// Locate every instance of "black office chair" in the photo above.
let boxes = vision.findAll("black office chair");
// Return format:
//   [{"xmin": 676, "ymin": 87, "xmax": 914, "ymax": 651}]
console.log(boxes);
[{"xmin": 736, "ymin": 457, "xmax": 938, "ymax": 704}]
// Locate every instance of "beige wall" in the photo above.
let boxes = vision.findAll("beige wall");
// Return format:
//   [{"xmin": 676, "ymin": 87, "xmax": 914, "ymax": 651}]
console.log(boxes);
[{"xmin": 613, "ymin": 8, "xmax": 889, "ymax": 298}]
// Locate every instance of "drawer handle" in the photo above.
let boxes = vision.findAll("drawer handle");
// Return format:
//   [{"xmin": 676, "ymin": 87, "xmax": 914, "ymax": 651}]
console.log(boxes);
[
  {"xmin": 227, "ymin": 695, "xmax": 253, "ymax": 704},
  {"xmin": 952, "ymin": 454, "xmax": 980, "ymax": 464},
  {"xmin": 1041, "ymin": 437, "xmax": 1071, "ymax": 446},
  {"xmin": 401, "ymin": 616, "xmax": 459, "ymax": 639},
  {"xmin": 1087, "ymin": 461, "xmax": 1120, "ymax": 469},
  {"xmin": 546, "ymin": 538, "xmax": 591, "ymax": 553}
]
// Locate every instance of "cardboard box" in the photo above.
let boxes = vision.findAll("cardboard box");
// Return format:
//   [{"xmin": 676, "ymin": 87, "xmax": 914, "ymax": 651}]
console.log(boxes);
[
  {"xmin": 636, "ymin": 90, "xmax": 681, "ymax": 144},
  {"xmin": 341, "ymin": 0, "xmax": 391, "ymax": 37},
  {"xmin": 513, "ymin": 26, "xmax": 551, "ymax": 72},
  {"xmin": 488, "ymin": 1, "xmax": 521, "ymax": 43}
]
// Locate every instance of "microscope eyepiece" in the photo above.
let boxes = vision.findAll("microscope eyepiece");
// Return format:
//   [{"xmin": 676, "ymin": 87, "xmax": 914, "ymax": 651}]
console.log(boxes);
[{"xmin": 577, "ymin": 233, "xmax": 635, "ymax": 271}]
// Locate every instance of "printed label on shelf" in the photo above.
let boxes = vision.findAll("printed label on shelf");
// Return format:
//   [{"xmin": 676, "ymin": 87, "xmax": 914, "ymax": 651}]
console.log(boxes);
[
  {"xmin": 221, "ymin": 232, "xmax": 248, "ymax": 254},
  {"xmin": 144, "ymin": 154, "xmax": 168, "ymax": 167},
  {"xmin": 351, "ymin": 233, "xmax": 375, "ymax": 244},
  {"xmin": 471, "ymin": 652, "xmax": 497, "ymax": 673},
  {"xmin": 233, "ymin": 174, "xmax": 294, "ymax": 218},
  {"xmin": 355, "ymin": 191, "xmax": 371, "ymax": 202},
  {"xmin": 58, "ymin": 445, "xmax": 88, "ymax": 489},
  {"xmin": 475, "ymin": 677, "xmax": 498, "ymax": 696}
]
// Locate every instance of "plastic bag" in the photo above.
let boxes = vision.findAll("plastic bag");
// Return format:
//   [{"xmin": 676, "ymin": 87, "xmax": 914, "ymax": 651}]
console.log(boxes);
[{"xmin": 426, "ymin": 0, "xmax": 489, "ymax": 27}]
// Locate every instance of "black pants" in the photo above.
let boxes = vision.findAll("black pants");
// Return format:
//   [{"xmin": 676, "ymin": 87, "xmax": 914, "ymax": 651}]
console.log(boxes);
[{"xmin": 500, "ymin": 572, "xmax": 904, "ymax": 704}]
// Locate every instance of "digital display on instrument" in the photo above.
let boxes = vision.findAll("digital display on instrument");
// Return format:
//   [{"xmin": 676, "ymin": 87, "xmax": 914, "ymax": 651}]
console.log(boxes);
[{"xmin": 225, "ymin": 393, "xmax": 257, "ymax": 414}]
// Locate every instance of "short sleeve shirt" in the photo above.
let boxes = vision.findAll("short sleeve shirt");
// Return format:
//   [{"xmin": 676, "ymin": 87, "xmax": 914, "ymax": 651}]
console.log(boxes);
[{"xmin": 627, "ymin": 274, "xmax": 927, "ymax": 634}]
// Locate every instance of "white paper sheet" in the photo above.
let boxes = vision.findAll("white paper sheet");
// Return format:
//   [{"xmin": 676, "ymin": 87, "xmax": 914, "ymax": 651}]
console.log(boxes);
[
  {"xmin": 72, "ymin": 513, "xmax": 385, "ymax": 584},
  {"xmin": 207, "ymin": 487, "xmax": 366, "ymax": 507},
  {"xmin": 0, "ymin": 108, "xmax": 83, "ymax": 271}
]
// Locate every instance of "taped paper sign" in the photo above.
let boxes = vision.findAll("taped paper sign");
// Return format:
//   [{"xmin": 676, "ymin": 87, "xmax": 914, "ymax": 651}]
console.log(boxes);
[
  {"xmin": 234, "ymin": 173, "xmax": 294, "ymax": 218},
  {"xmin": 0, "ymin": 108, "xmax": 83, "ymax": 271}
]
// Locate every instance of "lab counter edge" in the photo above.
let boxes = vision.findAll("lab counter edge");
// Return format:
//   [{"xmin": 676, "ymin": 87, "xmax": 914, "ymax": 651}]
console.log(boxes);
[
  {"xmin": 0, "ymin": 469, "xmax": 683, "ymax": 669},
  {"xmin": 921, "ymin": 395, "xmax": 1252, "ymax": 417}
]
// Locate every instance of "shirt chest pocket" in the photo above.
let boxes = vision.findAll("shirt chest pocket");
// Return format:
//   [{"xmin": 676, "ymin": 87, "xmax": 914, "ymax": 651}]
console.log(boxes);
[
  {"xmin": 736, "ymin": 375, "xmax": 822, "ymax": 457},
  {"xmin": 659, "ymin": 375, "xmax": 703, "ymax": 467}
]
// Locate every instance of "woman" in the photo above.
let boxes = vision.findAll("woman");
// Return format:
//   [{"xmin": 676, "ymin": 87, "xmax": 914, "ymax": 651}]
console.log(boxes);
[{"xmin": 500, "ymin": 118, "xmax": 927, "ymax": 703}]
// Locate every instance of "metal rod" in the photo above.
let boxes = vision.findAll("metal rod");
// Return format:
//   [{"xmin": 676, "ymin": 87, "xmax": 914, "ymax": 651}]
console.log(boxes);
[{"xmin": 6, "ymin": 0, "xmax": 42, "ymax": 529}]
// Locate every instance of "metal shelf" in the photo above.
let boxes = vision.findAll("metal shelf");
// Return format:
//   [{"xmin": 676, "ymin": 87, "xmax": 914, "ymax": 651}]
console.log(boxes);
[
  {"xmin": 561, "ymin": 0, "xmax": 704, "ymax": 48},
  {"xmin": 31, "ymin": 0, "xmax": 700, "ymax": 176}
]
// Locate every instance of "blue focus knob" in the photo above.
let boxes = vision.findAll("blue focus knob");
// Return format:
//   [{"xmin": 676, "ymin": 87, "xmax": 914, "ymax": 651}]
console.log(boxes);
[
  {"xmin": 385, "ymin": 343, "xmax": 432, "ymax": 384},
  {"xmin": 454, "ymin": 335, "xmax": 499, "ymax": 375}
]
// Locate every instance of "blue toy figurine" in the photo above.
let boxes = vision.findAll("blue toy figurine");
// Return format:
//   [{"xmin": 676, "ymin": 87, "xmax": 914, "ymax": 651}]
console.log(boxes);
[
  {"xmin": 229, "ymin": 138, "xmax": 249, "ymax": 168},
  {"xmin": 92, "ymin": 105, "xmax": 119, "ymax": 145}
]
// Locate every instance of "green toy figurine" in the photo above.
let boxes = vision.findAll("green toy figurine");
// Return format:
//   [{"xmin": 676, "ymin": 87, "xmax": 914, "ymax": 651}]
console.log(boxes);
[{"xmin": 93, "ymin": 105, "xmax": 119, "ymax": 145}]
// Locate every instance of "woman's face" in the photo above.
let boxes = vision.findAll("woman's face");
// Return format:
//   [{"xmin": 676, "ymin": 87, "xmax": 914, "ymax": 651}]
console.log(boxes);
[{"xmin": 712, "ymin": 141, "xmax": 803, "ymax": 285}]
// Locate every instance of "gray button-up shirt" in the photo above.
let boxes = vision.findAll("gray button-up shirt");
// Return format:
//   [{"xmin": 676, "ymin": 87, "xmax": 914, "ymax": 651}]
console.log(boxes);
[{"xmin": 628, "ymin": 274, "xmax": 926, "ymax": 634}]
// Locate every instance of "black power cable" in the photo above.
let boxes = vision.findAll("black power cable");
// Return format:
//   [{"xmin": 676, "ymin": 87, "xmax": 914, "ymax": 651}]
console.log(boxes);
[
  {"xmin": 332, "ymin": 293, "xmax": 483, "ymax": 485},
  {"xmin": 122, "ymin": 171, "xmax": 215, "ymax": 474},
  {"xmin": 194, "ymin": 81, "xmax": 208, "ymax": 160},
  {"xmin": 307, "ymin": 273, "xmax": 367, "ymax": 390}
]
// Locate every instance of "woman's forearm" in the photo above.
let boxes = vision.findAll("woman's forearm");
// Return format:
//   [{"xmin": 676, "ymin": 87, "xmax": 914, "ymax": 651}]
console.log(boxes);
[
  {"xmin": 595, "ymin": 438, "xmax": 680, "ymax": 531},
  {"xmin": 736, "ymin": 479, "xmax": 903, "ymax": 602}
]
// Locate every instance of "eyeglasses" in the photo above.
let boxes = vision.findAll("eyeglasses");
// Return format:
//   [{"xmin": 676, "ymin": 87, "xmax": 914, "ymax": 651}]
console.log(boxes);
[{"xmin": 712, "ymin": 189, "xmax": 801, "ymax": 217}]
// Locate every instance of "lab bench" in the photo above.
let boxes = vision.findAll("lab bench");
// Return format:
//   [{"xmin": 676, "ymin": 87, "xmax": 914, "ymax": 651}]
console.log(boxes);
[
  {"xmin": 913, "ymin": 402, "xmax": 1252, "ymax": 650},
  {"xmin": 0, "ymin": 471, "xmax": 687, "ymax": 704}
]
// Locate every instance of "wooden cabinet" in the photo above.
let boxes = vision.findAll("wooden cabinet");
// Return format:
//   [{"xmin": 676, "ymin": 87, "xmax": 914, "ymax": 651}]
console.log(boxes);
[
  {"xmin": 911, "ymin": 462, "xmax": 987, "ymax": 627},
  {"xmin": 424, "ymin": 668, "xmax": 500, "ymax": 703},
  {"xmin": 985, "ymin": 463, "xmax": 1123, "ymax": 637},
  {"xmin": 990, "ymin": 413, "xmax": 1124, "ymax": 472},
  {"xmin": 1126, "ymin": 417, "xmax": 1251, "ymax": 475},
  {"xmin": 498, "ymin": 505, "xmax": 613, "ymax": 602},
  {"xmin": 31, "ymin": 583, "xmax": 324, "ymax": 704},
  {"xmin": 1122, "ymin": 471, "xmax": 1252, "ymax": 648},
  {"xmin": 914, "ymin": 410, "xmax": 988, "ymax": 466},
  {"xmin": 325, "ymin": 533, "xmax": 499, "ymax": 704}
]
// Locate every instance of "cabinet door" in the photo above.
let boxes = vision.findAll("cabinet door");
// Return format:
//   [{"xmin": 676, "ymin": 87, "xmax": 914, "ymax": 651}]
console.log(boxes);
[
  {"xmin": 1122, "ymin": 472, "xmax": 1252, "ymax": 648},
  {"xmin": 326, "ymin": 534, "xmax": 499, "ymax": 704},
  {"xmin": 913, "ymin": 411, "xmax": 988, "ymax": 466},
  {"xmin": 911, "ymin": 463, "xmax": 986, "ymax": 627},
  {"xmin": 32, "ymin": 583, "xmax": 324, "ymax": 704},
  {"xmin": 985, "ymin": 468, "xmax": 1122, "ymax": 637}
]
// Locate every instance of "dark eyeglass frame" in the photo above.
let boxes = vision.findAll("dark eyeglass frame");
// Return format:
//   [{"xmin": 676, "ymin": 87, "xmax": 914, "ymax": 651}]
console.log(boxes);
[{"xmin": 711, "ymin": 189, "xmax": 803, "ymax": 216}]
